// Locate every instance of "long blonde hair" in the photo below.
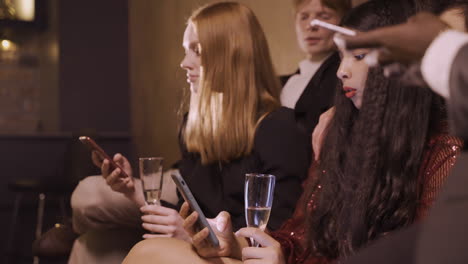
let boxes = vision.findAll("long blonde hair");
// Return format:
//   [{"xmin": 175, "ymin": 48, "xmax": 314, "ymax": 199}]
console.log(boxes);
[{"xmin": 184, "ymin": 2, "xmax": 281, "ymax": 164}]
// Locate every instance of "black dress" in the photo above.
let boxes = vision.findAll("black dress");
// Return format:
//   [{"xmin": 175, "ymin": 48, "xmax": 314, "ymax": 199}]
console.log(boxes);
[{"xmin": 177, "ymin": 107, "xmax": 310, "ymax": 230}]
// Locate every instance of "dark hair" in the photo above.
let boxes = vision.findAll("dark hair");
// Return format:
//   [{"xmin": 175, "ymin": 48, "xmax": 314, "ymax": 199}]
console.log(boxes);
[
  {"xmin": 304, "ymin": 0, "xmax": 446, "ymax": 259},
  {"xmin": 349, "ymin": 0, "xmax": 416, "ymax": 26},
  {"xmin": 414, "ymin": 0, "xmax": 439, "ymax": 12},
  {"xmin": 466, "ymin": 5, "xmax": 468, "ymax": 29},
  {"xmin": 414, "ymin": 0, "xmax": 468, "ymax": 13}
]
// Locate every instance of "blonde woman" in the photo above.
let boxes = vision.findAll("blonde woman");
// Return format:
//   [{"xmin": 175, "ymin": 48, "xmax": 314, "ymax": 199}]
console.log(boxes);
[{"xmin": 75, "ymin": 1, "xmax": 310, "ymax": 252}]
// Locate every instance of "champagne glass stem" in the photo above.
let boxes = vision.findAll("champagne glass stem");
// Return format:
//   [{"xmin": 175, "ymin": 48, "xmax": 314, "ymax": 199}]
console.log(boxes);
[{"xmin": 250, "ymin": 237, "xmax": 260, "ymax": 247}]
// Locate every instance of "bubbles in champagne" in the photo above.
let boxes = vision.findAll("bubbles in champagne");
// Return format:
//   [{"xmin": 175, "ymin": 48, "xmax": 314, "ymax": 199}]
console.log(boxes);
[
  {"xmin": 245, "ymin": 207, "xmax": 271, "ymax": 230},
  {"xmin": 144, "ymin": 188, "xmax": 162, "ymax": 205}
]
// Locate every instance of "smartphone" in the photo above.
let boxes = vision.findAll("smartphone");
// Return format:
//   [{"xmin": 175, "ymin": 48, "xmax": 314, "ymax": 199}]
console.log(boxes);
[
  {"xmin": 171, "ymin": 172, "xmax": 220, "ymax": 248},
  {"xmin": 310, "ymin": 19, "xmax": 356, "ymax": 36},
  {"xmin": 78, "ymin": 136, "xmax": 129, "ymax": 178}
]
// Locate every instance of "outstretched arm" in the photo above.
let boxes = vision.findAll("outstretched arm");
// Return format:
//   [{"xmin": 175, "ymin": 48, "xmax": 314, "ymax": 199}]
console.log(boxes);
[{"xmin": 342, "ymin": 12, "xmax": 447, "ymax": 65}]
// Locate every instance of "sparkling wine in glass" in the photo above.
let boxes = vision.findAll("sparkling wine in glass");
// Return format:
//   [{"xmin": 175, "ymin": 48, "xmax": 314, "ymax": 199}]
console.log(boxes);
[
  {"xmin": 139, "ymin": 157, "xmax": 164, "ymax": 205},
  {"xmin": 244, "ymin": 173, "xmax": 275, "ymax": 247}
]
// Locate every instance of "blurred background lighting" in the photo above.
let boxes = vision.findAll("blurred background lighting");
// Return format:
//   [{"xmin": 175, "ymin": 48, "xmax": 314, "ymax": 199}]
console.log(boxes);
[
  {"xmin": 13, "ymin": 0, "xmax": 34, "ymax": 21},
  {"xmin": 1, "ymin": 39, "xmax": 11, "ymax": 49}
]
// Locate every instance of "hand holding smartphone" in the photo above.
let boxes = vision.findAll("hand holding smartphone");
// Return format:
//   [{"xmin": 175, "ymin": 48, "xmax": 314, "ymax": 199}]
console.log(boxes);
[
  {"xmin": 79, "ymin": 136, "xmax": 129, "ymax": 178},
  {"xmin": 171, "ymin": 172, "xmax": 220, "ymax": 248}
]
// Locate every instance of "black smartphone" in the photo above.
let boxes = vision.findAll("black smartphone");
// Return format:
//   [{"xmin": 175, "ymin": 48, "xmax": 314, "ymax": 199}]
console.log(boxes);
[
  {"xmin": 79, "ymin": 136, "xmax": 129, "ymax": 178},
  {"xmin": 171, "ymin": 172, "xmax": 220, "ymax": 248}
]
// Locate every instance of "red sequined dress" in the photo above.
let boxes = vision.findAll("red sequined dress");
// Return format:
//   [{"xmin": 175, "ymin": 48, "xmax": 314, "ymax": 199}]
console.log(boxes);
[{"xmin": 269, "ymin": 133, "xmax": 463, "ymax": 264}]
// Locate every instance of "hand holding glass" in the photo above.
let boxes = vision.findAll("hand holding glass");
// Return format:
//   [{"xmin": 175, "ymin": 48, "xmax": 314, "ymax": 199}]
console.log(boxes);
[
  {"xmin": 139, "ymin": 157, "xmax": 164, "ymax": 205},
  {"xmin": 244, "ymin": 173, "xmax": 275, "ymax": 247}
]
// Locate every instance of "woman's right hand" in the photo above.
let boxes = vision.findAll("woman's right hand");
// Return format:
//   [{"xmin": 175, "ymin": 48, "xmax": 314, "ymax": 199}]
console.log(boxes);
[
  {"xmin": 91, "ymin": 152, "xmax": 135, "ymax": 195},
  {"xmin": 141, "ymin": 204, "xmax": 191, "ymax": 242},
  {"xmin": 180, "ymin": 203, "xmax": 245, "ymax": 259},
  {"xmin": 235, "ymin": 227, "xmax": 285, "ymax": 264}
]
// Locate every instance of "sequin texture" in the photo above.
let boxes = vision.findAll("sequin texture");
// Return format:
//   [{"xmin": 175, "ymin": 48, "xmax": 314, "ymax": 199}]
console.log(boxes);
[{"xmin": 268, "ymin": 133, "xmax": 463, "ymax": 264}]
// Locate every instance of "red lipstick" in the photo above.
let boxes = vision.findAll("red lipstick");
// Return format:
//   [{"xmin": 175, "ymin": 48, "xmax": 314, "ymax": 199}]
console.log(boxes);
[{"xmin": 343, "ymin": 86, "xmax": 357, "ymax": 98}]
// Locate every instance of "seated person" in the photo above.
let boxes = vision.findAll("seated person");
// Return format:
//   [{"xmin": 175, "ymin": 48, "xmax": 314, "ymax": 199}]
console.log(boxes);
[
  {"xmin": 330, "ymin": 2, "xmax": 468, "ymax": 263},
  {"xmin": 68, "ymin": 1, "xmax": 310, "ymax": 263},
  {"xmin": 121, "ymin": 1, "xmax": 463, "ymax": 263},
  {"xmin": 280, "ymin": 0, "xmax": 350, "ymax": 135}
]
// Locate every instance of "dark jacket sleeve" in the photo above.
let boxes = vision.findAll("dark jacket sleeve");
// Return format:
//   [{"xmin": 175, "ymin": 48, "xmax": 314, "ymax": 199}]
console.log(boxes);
[
  {"xmin": 254, "ymin": 108, "xmax": 310, "ymax": 230},
  {"xmin": 449, "ymin": 44, "xmax": 468, "ymax": 145},
  {"xmin": 294, "ymin": 53, "xmax": 340, "ymax": 135}
]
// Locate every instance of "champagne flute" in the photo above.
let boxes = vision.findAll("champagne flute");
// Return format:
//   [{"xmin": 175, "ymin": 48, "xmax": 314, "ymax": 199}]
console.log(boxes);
[
  {"xmin": 139, "ymin": 157, "xmax": 164, "ymax": 205},
  {"xmin": 244, "ymin": 173, "xmax": 275, "ymax": 247}
]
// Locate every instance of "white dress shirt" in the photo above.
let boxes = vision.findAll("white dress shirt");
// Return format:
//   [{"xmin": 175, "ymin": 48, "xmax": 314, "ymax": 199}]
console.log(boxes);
[
  {"xmin": 421, "ymin": 30, "xmax": 468, "ymax": 99},
  {"xmin": 280, "ymin": 55, "xmax": 331, "ymax": 109}
]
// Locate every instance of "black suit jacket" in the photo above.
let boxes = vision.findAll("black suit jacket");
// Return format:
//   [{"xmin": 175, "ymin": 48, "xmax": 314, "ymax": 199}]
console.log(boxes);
[
  {"xmin": 178, "ymin": 108, "xmax": 309, "ymax": 231},
  {"xmin": 447, "ymin": 44, "xmax": 468, "ymax": 145},
  {"xmin": 342, "ymin": 44, "xmax": 468, "ymax": 264},
  {"xmin": 280, "ymin": 52, "xmax": 340, "ymax": 135},
  {"xmin": 415, "ymin": 43, "xmax": 468, "ymax": 264}
]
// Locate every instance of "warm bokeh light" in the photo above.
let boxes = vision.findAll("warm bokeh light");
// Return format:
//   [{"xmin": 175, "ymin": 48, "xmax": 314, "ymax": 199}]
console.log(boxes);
[
  {"xmin": 1, "ymin": 39, "xmax": 11, "ymax": 50},
  {"xmin": 0, "ymin": 39, "xmax": 18, "ymax": 52},
  {"xmin": 13, "ymin": 0, "xmax": 35, "ymax": 21}
]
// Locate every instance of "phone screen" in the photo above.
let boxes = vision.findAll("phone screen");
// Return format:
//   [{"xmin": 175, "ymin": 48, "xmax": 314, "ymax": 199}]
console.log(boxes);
[{"xmin": 171, "ymin": 172, "xmax": 220, "ymax": 248}]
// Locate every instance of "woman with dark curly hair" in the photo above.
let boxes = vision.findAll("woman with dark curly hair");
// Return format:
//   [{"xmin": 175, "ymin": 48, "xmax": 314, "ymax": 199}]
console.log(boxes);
[
  {"xmin": 244, "ymin": 2, "xmax": 462, "ymax": 263},
  {"xmin": 122, "ymin": 1, "xmax": 463, "ymax": 263},
  {"xmin": 295, "ymin": 1, "xmax": 461, "ymax": 260}
]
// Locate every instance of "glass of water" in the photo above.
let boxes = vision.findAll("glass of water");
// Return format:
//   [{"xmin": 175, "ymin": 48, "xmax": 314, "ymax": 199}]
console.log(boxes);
[
  {"xmin": 244, "ymin": 173, "xmax": 275, "ymax": 247},
  {"xmin": 139, "ymin": 157, "xmax": 164, "ymax": 205}
]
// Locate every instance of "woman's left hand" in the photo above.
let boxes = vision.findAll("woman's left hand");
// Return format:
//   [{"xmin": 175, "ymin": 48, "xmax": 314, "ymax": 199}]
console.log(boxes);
[
  {"xmin": 140, "ymin": 204, "xmax": 191, "ymax": 242},
  {"xmin": 235, "ymin": 227, "xmax": 286, "ymax": 264},
  {"xmin": 312, "ymin": 107, "xmax": 335, "ymax": 161}
]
